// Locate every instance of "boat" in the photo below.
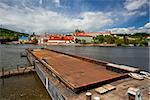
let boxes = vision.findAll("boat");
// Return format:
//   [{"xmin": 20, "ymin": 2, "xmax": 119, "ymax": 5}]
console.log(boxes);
[
  {"xmin": 140, "ymin": 71, "xmax": 150, "ymax": 76},
  {"xmin": 140, "ymin": 71, "xmax": 150, "ymax": 79},
  {"xmin": 128, "ymin": 73, "xmax": 144, "ymax": 80}
]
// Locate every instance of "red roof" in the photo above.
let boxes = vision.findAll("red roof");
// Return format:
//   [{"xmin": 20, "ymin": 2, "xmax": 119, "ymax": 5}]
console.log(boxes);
[
  {"xmin": 49, "ymin": 36, "xmax": 74, "ymax": 40},
  {"xmin": 74, "ymin": 31, "xmax": 111, "ymax": 37}
]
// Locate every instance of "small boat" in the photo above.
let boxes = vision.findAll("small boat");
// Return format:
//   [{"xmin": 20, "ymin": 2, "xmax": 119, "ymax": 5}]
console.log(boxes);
[
  {"xmin": 140, "ymin": 71, "xmax": 150, "ymax": 77},
  {"xmin": 128, "ymin": 73, "xmax": 144, "ymax": 80},
  {"xmin": 140, "ymin": 71, "xmax": 150, "ymax": 79}
]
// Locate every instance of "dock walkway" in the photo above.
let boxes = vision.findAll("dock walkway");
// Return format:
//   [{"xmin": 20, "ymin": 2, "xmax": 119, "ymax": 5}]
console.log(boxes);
[
  {"xmin": 30, "ymin": 49, "xmax": 128, "ymax": 93},
  {"xmin": 27, "ymin": 48, "xmax": 150, "ymax": 100},
  {"xmin": 0, "ymin": 66, "xmax": 35, "ymax": 78}
]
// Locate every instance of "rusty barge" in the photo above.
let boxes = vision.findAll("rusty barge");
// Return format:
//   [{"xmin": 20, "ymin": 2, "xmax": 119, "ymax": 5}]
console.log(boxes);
[{"xmin": 26, "ymin": 48, "xmax": 149, "ymax": 100}]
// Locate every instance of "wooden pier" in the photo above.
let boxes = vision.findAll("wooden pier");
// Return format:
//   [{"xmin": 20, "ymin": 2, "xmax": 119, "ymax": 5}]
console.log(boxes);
[
  {"xmin": 0, "ymin": 66, "xmax": 35, "ymax": 78},
  {"xmin": 26, "ymin": 48, "xmax": 150, "ymax": 100}
]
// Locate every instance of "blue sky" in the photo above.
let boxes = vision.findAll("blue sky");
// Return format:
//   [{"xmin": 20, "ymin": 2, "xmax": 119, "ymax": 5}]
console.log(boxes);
[{"xmin": 0, "ymin": 0, "xmax": 149, "ymax": 34}]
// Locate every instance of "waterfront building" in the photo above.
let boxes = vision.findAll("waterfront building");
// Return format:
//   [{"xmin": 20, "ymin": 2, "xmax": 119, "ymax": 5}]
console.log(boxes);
[
  {"xmin": 144, "ymin": 36, "xmax": 150, "ymax": 46},
  {"xmin": 38, "ymin": 34, "xmax": 74, "ymax": 45},
  {"xmin": 19, "ymin": 36, "xmax": 29, "ymax": 43},
  {"xmin": 74, "ymin": 31, "xmax": 111, "ymax": 43}
]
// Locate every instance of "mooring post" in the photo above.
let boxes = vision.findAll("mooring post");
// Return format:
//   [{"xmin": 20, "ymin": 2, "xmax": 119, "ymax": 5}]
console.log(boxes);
[
  {"xmin": 2, "ymin": 67, "xmax": 4, "ymax": 77},
  {"xmin": 17, "ymin": 66, "xmax": 19, "ymax": 72}
]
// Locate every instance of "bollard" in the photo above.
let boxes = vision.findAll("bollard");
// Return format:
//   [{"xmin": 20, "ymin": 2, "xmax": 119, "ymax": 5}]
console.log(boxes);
[{"xmin": 86, "ymin": 92, "xmax": 92, "ymax": 100}]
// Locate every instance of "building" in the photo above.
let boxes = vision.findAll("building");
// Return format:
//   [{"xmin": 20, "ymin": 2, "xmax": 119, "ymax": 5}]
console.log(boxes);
[
  {"xmin": 19, "ymin": 36, "xmax": 29, "ymax": 43},
  {"xmin": 38, "ymin": 34, "xmax": 74, "ymax": 45},
  {"xmin": 74, "ymin": 31, "xmax": 111, "ymax": 43},
  {"xmin": 145, "ymin": 36, "xmax": 150, "ymax": 46}
]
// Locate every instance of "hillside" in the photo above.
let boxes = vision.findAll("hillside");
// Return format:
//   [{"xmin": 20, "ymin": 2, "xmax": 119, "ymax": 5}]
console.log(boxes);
[{"xmin": 0, "ymin": 28, "xmax": 29, "ymax": 42}]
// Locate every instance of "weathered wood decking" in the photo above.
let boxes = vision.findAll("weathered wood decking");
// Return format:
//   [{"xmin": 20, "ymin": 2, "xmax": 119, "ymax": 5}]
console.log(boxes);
[
  {"xmin": 26, "ymin": 48, "xmax": 150, "ymax": 100},
  {"xmin": 28, "ymin": 48, "xmax": 129, "ymax": 93},
  {"xmin": 0, "ymin": 66, "xmax": 35, "ymax": 78}
]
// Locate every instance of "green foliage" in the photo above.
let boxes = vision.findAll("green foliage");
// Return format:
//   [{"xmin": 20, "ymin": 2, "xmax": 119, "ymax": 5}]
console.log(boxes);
[
  {"xmin": 75, "ymin": 29, "xmax": 85, "ymax": 33},
  {"xmin": 93, "ymin": 33, "xmax": 149, "ymax": 46},
  {"xmin": 75, "ymin": 38, "xmax": 81, "ymax": 43},
  {"xmin": 94, "ymin": 35, "xmax": 115, "ymax": 44},
  {"xmin": 0, "ymin": 28, "xmax": 29, "ymax": 41},
  {"xmin": 115, "ymin": 38, "xmax": 124, "ymax": 46},
  {"xmin": 81, "ymin": 39, "xmax": 86, "ymax": 44},
  {"xmin": 94, "ymin": 35, "xmax": 105, "ymax": 43},
  {"xmin": 32, "ymin": 38, "xmax": 38, "ymax": 44},
  {"xmin": 104, "ymin": 35, "xmax": 115, "ymax": 44}
]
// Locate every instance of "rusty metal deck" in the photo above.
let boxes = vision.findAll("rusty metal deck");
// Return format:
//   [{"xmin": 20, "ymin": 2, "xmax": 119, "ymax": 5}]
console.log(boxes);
[{"xmin": 30, "ymin": 49, "xmax": 127, "ymax": 92}]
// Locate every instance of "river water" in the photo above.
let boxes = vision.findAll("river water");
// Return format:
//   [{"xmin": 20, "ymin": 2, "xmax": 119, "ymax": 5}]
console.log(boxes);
[
  {"xmin": 0, "ymin": 44, "xmax": 149, "ymax": 99},
  {"xmin": 48, "ymin": 46, "xmax": 149, "ymax": 72},
  {"xmin": 0, "ymin": 44, "xmax": 51, "ymax": 99}
]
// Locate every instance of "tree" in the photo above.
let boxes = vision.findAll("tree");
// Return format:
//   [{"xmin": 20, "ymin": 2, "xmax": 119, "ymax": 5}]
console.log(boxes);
[
  {"xmin": 104, "ymin": 35, "xmax": 115, "ymax": 44},
  {"xmin": 94, "ymin": 35, "xmax": 105, "ymax": 43},
  {"xmin": 32, "ymin": 38, "xmax": 38, "ymax": 44},
  {"xmin": 115, "ymin": 38, "xmax": 124, "ymax": 46},
  {"xmin": 81, "ymin": 39, "xmax": 86, "ymax": 44},
  {"xmin": 123, "ymin": 36, "xmax": 129, "ymax": 45}
]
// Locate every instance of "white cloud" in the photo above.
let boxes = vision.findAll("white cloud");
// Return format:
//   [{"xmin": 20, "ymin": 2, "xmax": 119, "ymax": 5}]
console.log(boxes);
[
  {"xmin": 123, "ymin": 0, "xmax": 148, "ymax": 17},
  {"xmin": 124, "ymin": 0, "xmax": 148, "ymax": 11},
  {"xmin": 53, "ymin": 0, "xmax": 60, "ymax": 7},
  {"xmin": 39, "ymin": 0, "xmax": 43, "ymax": 5},
  {"xmin": 108, "ymin": 28, "xmax": 132, "ymax": 34},
  {"xmin": 144, "ymin": 23, "xmax": 150, "ymax": 29},
  {"xmin": 0, "ymin": 3, "xmax": 113, "ymax": 34},
  {"xmin": 108, "ymin": 23, "xmax": 150, "ymax": 34}
]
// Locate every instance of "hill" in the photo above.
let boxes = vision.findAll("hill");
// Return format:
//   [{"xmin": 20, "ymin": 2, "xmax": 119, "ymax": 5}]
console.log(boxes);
[{"xmin": 0, "ymin": 28, "xmax": 29, "ymax": 42}]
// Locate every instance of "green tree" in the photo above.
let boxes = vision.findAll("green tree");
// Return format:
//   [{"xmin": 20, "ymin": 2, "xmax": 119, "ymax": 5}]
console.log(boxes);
[
  {"xmin": 115, "ymin": 38, "xmax": 124, "ymax": 46},
  {"xmin": 81, "ymin": 39, "xmax": 86, "ymax": 44},
  {"xmin": 32, "ymin": 38, "xmax": 38, "ymax": 44},
  {"xmin": 104, "ymin": 35, "xmax": 115, "ymax": 44},
  {"xmin": 94, "ymin": 35, "xmax": 105, "ymax": 43}
]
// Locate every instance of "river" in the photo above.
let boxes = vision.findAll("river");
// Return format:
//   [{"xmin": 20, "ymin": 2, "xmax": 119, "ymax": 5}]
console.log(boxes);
[
  {"xmin": 0, "ymin": 44, "xmax": 149, "ymax": 99},
  {"xmin": 48, "ymin": 46, "xmax": 149, "ymax": 72},
  {"xmin": 0, "ymin": 44, "xmax": 51, "ymax": 99}
]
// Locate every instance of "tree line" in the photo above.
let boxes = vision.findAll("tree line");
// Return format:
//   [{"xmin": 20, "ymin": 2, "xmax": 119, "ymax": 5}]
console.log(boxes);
[{"xmin": 0, "ymin": 28, "xmax": 29, "ymax": 41}]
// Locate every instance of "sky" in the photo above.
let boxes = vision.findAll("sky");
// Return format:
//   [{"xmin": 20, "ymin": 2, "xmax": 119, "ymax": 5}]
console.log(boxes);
[{"xmin": 0, "ymin": 0, "xmax": 149, "ymax": 34}]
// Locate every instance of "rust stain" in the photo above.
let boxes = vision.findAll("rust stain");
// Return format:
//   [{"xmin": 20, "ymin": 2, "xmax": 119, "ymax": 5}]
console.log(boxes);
[{"xmin": 31, "ymin": 49, "xmax": 127, "ymax": 92}]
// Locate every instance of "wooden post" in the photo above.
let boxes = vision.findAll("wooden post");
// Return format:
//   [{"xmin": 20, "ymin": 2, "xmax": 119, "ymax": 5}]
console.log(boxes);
[
  {"xmin": 17, "ymin": 66, "xmax": 19, "ymax": 73},
  {"xmin": 2, "ymin": 67, "xmax": 4, "ymax": 77},
  {"xmin": 23, "ymin": 67, "xmax": 27, "ymax": 73},
  {"xmin": 86, "ymin": 92, "xmax": 92, "ymax": 100}
]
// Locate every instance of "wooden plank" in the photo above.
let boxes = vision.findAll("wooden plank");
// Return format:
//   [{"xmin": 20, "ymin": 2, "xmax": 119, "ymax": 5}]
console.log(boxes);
[{"xmin": 0, "ymin": 66, "xmax": 35, "ymax": 78}]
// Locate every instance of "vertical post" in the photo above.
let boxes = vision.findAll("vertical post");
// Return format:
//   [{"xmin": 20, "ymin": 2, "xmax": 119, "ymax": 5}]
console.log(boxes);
[
  {"xmin": 17, "ymin": 66, "xmax": 19, "ymax": 73},
  {"xmin": 86, "ymin": 92, "xmax": 92, "ymax": 100},
  {"xmin": 2, "ymin": 67, "xmax": 4, "ymax": 77},
  {"xmin": 46, "ymin": 77, "xmax": 49, "ymax": 89}
]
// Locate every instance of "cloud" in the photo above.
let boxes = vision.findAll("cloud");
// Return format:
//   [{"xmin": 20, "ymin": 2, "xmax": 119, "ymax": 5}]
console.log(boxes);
[
  {"xmin": 52, "ymin": 0, "xmax": 60, "ymax": 7},
  {"xmin": 123, "ymin": 0, "xmax": 148, "ymax": 17},
  {"xmin": 107, "ymin": 23, "xmax": 150, "ymax": 34},
  {"xmin": 123, "ymin": 10, "xmax": 147, "ymax": 16},
  {"xmin": 0, "ymin": 2, "xmax": 113, "ymax": 34},
  {"xmin": 124, "ymin": 0, "xmax": 148, "ymax": 11},
  {"xmin": 39, "ymin": 0, "xmax": 43, "ymax": 5},
  {"xmin": 108, "ymin": 28, "xmax": 132, "ymax": 34},
  {"xmin": 144, "ymin": 23, "xmax": 150, "ymax": 29}
]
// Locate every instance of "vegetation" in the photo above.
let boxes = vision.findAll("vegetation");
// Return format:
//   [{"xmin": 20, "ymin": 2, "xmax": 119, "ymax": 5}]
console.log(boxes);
[
  {"xmin": 93, "ymin": 33, "xmax": 149, "ymax": 46},
  {"xmin": 75, "ymin": 38, "xmax": 87, "ymax": 44},
  {"xmin": 0, "ymin": 28, "xmax": 29, "ymax": 42},
  {"xmin": 75, "ymin": 29, "xmax": 85, "ymax": 33},
  {"xmin": 32, "ymin": 38, "xmax": 38, "ymax": 44}
]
